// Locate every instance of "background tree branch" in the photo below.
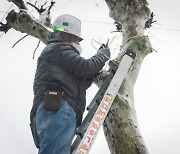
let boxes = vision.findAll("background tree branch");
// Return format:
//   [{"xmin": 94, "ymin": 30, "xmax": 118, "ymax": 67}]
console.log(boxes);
[
  {"xmin": 0, "ymin": 0, "xmax": 54, "ymax": 44},
  {"xmin": 6, "ymin": 9, "xmax": 49, "ymax": 44}
]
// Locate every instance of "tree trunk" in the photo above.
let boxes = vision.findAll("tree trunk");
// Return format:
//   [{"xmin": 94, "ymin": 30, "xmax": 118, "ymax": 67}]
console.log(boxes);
[{"xmin": 103, "ymin": 0, "xmax": 152, "ymax": 153}]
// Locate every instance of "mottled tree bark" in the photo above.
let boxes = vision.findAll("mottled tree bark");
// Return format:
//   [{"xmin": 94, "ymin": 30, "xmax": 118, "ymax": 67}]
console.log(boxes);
[{"xmin": 103, "ymin": 0, "xmax": 153, "ymax": 153}]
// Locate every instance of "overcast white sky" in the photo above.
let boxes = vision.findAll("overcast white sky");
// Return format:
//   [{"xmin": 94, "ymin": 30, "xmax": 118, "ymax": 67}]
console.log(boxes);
[{"xmin": 0, "ymin": 0, "xmax": 180, "ymax": 154}]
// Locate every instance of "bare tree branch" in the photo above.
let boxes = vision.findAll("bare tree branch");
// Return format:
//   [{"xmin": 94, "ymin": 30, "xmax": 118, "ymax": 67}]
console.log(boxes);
[
  {"xmin": 27, "ymin": 1, "xmax": 55, "ymax": 27},
  {"xmin": 27, "ymin": 2, "xmax": 45, "ymax": 14},
  {"xmin": 145, "ymin": 12, "xmax": 157, "ymax": 28},
  {"xmin": 1, "ymin": 0, "xmax": 54, "ymax": 44},
  {"xmin": 33, "ymin": 40, "xmax": 40, "ymax": 59},
  {"xmin": 5, "ymin": 9, "xmax": 49, "ymax": 44},
  {"xmin": 7, "ymin": 0, "xmax": 27, "ymax": 10},
  {"xmin": 48, "ymin": 1, "xmax": 56, "ymax": 13},
  {"xmin": 12, "ymin": 34, "xmax": 28, "ymax": 48}
]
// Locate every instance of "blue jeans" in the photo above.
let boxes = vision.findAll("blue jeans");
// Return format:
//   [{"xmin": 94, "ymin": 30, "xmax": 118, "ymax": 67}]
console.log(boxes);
[{"xmin": 30, "ymin": 99, "xmax": 77, "ymax": 154}]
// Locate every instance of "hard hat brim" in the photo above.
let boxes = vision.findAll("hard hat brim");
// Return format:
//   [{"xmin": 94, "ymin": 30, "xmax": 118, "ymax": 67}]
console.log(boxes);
[{"xmin": 63, "ymin": 31, "xmax": 83, "ymax": 42}]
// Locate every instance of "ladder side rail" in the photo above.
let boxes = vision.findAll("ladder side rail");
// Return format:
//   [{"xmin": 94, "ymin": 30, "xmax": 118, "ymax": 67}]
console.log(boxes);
[
  {"xmin": 87, "ymin": 65, "xmax": 117, "ymax": 111},
  {"xmin": 72, "ymin": 50, "xmax": 136, "ymax": 154},
  {"xmin": 71, "ymin": 67, "xmax": 116, "ymax": 152},
  {"xmin": 71, "ymin": 102, "xmax": 98, "ymax": 152}
]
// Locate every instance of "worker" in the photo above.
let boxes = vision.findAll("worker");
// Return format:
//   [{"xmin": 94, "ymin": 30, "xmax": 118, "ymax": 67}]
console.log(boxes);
[{"xmin": 30, "ymin": 14, "xmax": 110, "ymax": 154}]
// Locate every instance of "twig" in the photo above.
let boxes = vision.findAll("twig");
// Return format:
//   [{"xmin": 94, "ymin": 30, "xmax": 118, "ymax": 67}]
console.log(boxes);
[
  {"xmin": 48, "ymin": 1, "xmax": 55, "ymax": 13},
  {"xmin": 152, "ymin": 48, "xmax": 158, "ymax": 52},
  {"xmin": 33, "ymin": 40, "xmax": 40, "ymax": 59},
  {"xmin": 12, "ymin": 34, "xmax": 28, "ymax": 48},
  {"xmin": 34, "ymin": 1, "xmax": 37, "ymax": 6},
  {"xmin": 145, "ymin": 12, "xmax": 157, "ymax": 29},
  {"xmin": 111, "ymin": 21, "xmax": 123, "ymax": 33},
  {"xmin": 42, "ymin": 2, "xmax": 47, "ymax": 8},
  {"xmin": 27, "ymin": 2, "xmax": 42, "ymax": 13},
  {"xmin": 27, "ymin": 1, "xmax": 55, "ymax": 15},
  {"xmin": 39, "ymin": 2, "xmax": 47, "ymax": 14}
]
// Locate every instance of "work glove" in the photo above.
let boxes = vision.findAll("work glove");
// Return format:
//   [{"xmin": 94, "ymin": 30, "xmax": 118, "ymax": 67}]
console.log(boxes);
[{"xmin": 97, "ymin": 47, "xmax": 111, "ymax": 60}]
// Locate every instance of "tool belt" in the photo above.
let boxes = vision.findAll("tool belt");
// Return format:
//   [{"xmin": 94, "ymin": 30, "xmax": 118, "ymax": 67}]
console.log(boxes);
[{"xmin": 43, "ymin": 90, "xmax": 63, "ymax": 111}]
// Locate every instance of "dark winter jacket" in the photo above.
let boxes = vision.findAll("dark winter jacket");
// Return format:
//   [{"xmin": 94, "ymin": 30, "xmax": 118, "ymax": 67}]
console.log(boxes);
[{"xmin": 30, "ymin": 41, "xmax": 108, "ymax": 126}]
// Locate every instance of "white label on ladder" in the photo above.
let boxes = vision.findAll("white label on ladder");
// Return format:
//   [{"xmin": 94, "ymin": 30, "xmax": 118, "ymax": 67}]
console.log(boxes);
[{"xmin": 73, "ymin": 51, "xmax": 135, "ymax": 154}]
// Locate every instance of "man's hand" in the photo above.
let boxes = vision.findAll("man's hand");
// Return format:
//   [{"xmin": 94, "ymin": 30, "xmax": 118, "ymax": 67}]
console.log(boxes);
[{"xmin": 97, "ymin": 48, "xmax": 111, "ymax": 60}]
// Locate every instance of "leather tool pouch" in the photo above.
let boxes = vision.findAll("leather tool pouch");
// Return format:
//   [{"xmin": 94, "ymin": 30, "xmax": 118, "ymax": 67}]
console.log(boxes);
[{"xmin": 43, "ymin": 91, "xmax": 62, "ymax": 112}]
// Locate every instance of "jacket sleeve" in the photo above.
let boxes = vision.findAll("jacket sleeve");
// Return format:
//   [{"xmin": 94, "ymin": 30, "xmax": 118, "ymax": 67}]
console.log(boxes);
[{"xmin": 57, "ymin": 48, "xmax": 108, "ymax": 79}]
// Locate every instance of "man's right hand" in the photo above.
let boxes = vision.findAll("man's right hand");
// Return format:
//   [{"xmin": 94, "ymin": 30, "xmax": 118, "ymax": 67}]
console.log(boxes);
[{"xmin": 97, "ymin": 48, "xmax": 111, "ymax": 60}]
